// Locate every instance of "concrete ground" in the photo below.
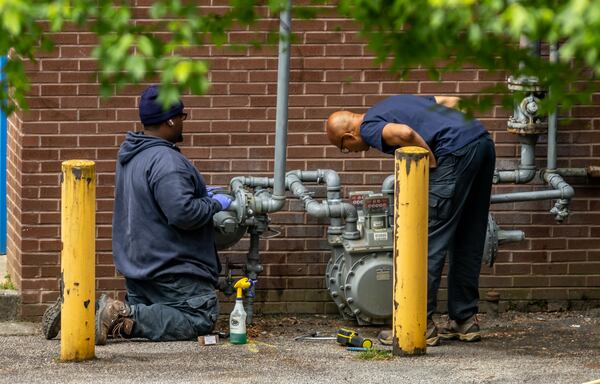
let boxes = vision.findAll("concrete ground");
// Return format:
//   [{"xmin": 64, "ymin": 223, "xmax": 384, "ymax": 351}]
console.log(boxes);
[{"xmin": 1, "ymin": 310, "xmax": 599, "ymax": 384}]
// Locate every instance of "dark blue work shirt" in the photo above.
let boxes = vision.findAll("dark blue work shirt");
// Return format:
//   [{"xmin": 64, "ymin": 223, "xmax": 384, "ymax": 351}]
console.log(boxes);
[{"xmin": 360, "ymin": 95, "xmax": 487, "ymax": 158}]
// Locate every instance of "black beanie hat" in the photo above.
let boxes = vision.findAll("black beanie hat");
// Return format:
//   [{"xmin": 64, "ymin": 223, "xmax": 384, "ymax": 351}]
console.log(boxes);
[{"xmin": 139, "ymin": 85, "xmax": 184, "ymax": 126}]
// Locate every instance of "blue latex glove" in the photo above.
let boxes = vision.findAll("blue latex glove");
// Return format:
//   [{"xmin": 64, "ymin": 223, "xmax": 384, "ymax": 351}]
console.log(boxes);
[
  {"xmin": 212, "ymin": 194, "xmax": 233, "ymax": 211},
  {"xmin": 206, "ymin": 185, "xmax": 220, "ymax": 197}
]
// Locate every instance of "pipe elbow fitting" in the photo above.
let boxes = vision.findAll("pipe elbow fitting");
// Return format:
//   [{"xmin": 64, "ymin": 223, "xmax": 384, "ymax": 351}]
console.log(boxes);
[
  {"xmin": 266, "ymin": 195, "xmax": 286, "ymax": 212},
  {"xmin": 320, "ymin": 169, "xmax": 341, "ymax": 190},
  {"xmin": 341, "ymin": 202, "xmax": 358, "ymax": 222},
  {"xmin": 305, "ymin": 200, "xmax": 328, "ymax": 217},
  {"xmin": 516, "ymin": 168, "xmax": 536, "ymax": 184},
  {"xmin": 285, "ymin": 174, "xmax": 302, "ymax": 193},
  {"xmin": 543, "ymin": 171, "xmax": 575, "ymax": 199},
  {"xmin": 230, "ymin": 177, "xmax": 245, "ymax": 191},
  {"xmin": 561, "ymin": 184, "xmax": 575, "ymax": 199},
  {"xmin": 382, "ymin": 175, "xmax": 395, "ymax": 195}
]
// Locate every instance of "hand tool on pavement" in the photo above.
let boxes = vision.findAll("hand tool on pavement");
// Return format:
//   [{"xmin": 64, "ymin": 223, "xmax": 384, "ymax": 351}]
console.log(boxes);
[
  {"xmin": 294, "ymin": 331, "xmax": 337, "ymax": 341},
  {"xmin": 336, "ymin": 328, "xmax": 373, "ymax": 349}
]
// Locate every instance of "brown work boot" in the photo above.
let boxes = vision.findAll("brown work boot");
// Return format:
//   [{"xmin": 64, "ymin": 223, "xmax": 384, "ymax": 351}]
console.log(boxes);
[
  {"xmin": 426, "ymin": 318, "xmax": 440, "ymax": 346},
  {"xmin": 95, "ymin": 294, "xmax": 134, "ymax": 345},
  {"xmin": 377, "ymin": 318, "xmax": 440, "ymax": 347},
  {"xmin": 438, "ymin": 315, "xmax": 481, "ymax": 342}
]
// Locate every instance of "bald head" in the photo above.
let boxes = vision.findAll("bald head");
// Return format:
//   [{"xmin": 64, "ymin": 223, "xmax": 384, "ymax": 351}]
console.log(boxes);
[
  {"xmin": 325, "ymin": 111, "xmax": 370, "ymax": 153},
  {"xmin": 326, "ymin": 111, "xmax": 357, "ymax": 147}
]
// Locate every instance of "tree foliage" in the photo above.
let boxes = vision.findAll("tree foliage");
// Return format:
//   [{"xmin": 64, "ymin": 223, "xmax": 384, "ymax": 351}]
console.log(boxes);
[
  {"xmin": 0, "ymin": 0, "xmax": 291, "ymax": 114},
  {"xmin": 338, "ymin": 0, "xmax": 600, "ymax": 112},
  {"xmin": 1, "ymin": 0, "xmax": 600, "ymax": 114}
]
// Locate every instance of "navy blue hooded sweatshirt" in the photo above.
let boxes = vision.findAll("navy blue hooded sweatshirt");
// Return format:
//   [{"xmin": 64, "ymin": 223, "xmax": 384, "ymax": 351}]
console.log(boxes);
[{"xmin": 112, "ymin": 132, "xmax": 222, "ymax": 285}]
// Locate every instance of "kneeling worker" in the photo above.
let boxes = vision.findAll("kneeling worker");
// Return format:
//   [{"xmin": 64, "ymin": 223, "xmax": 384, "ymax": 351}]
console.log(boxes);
[
  {"xmin": 325, "ymin": 94, "xmax": 496, "ymax": 345},
  {"xmin": 43, "ymin": 85, "xmax": 232, "ymax": 344}
]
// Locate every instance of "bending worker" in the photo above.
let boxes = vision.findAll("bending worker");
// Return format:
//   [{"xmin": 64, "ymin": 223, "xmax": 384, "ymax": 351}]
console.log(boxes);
[{"xmin": 326, "ymin": 94, "xmax": 496, "ymax": 345}]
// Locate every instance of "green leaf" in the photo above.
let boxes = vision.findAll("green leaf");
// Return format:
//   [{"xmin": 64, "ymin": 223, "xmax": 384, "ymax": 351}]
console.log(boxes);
[
  {"xmin": 137, "ymin": 35, "xmax": 155, "ymax": 56},
  {"xmin": 503, "ymin": 3, "xmax": 529, "ymax": 38},
  {"xmin": 125, "ymin": 55, "xmax": 146, "ymax": 81},
  {"xmin": 174, "ymin": 60, "xmax": 192, "ymax": 82},
  {"xmin": 150, "ymin": 2, "xmax": 168, "ymax": 18},
  {"xmin": 3, "ymin": 9, "xmax": 22, "ymax": 35}
]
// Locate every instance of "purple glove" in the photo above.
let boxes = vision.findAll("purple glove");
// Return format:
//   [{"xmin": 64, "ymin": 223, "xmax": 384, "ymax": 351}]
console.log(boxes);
[
  {"xmin": 211, "ymin": 194, "xmax": 233, "ymax": 211},
  {"xmin": 206, "ymin": 185, "xmax": 220, "ymax": 197}
]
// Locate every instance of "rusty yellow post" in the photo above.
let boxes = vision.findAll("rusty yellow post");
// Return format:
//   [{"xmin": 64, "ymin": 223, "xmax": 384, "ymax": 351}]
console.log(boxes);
[
  {"xmin": 393, "ymin": 147, "xmax": 429, "ymax": 356},
  {"xmin": 60, "ymin": 160, "xmax": 96, "ymax": 361}
]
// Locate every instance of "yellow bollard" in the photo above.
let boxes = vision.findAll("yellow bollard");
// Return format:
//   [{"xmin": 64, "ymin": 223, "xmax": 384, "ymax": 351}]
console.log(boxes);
[
  {"xmin": 393, "ymin": 147, "xmax": 429, "ymax": 356},
  {"xmin": 60, "ymin": 160, "xmax": 96, "ymax": 361}
]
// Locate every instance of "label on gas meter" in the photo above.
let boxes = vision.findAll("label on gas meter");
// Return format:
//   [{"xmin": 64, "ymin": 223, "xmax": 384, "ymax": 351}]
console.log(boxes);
[
  {"xmin": 376, "ymin": 268, "xmax": 391, "ymax": 281},
  {"xmin": 373, "ymin": 232, "xmax": 388, "ymax": 241}
]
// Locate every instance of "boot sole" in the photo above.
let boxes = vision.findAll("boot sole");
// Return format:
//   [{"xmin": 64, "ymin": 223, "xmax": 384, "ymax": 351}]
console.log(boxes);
[
  {"xmin": 378, "ymin": 335, "xmax": 440, "ymax": 347},
  {"xmin": 95, "ymin": 295, "xmax": 108, "ymax": 345},
  {"xmin": 41, "ymin": 299, "xmax": 61, "ymax": 340},
  {"xmin": 439, "ymin": 332, "xmax": 481, "ymax": 342},
  {"xmin": 427, "ymin": 336, "xmax": 440, "ymax": 347}
]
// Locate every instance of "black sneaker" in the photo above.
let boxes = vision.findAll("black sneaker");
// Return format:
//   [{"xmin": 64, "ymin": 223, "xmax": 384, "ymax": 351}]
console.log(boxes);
[
  {"xmin": 377, "ymin": 318, "xmax": 440, "ymax": 347},
  {"xmin": 438, "ymin": 315, "xmax": 481, "ymax": 342}
]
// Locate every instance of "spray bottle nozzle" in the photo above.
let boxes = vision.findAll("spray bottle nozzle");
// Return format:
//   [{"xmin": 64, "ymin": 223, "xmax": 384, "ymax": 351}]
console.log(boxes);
[{"xmin": 233, "ymin": 277, "xmax": 252, "ymax": 299}]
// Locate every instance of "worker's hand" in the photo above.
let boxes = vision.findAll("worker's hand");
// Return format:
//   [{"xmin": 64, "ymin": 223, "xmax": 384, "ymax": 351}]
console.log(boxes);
[
  {"xmin": 212, "ymin": 194, "xmax": 233, "ymax": 211},
  {"xmin": 206, "ymin": 185, "xmax": 220, "ymax": 197}
]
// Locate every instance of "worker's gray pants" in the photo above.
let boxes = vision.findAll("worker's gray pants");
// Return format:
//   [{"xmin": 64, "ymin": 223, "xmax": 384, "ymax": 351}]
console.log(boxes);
[
  {"xmin": 427, "ymin": 135, "xmax": 496, "ymax": 321},
  {"xmin": 125, "ymin": 275, "xmax": 219, "ymax": 341}
]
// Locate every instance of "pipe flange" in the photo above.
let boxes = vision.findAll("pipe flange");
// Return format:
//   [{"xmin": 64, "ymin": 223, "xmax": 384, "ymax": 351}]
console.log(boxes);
[
  {"xmin": 231, "ymin": 187, "xmax": 249, "ymax": 223},
  {"xmin": 507, "ymin": 75, "xmax": 545, "ymax": 92},
  {"xmin": 325, "ymin": 250, "xmax": 353, "ymax": 320},
  {"xmin": 507, "ymin": 121, "xmax": 548, "ymax": 136},
  {"xmin": 482, "ymin": 214, "xmax": 499, "ymax": 267}
]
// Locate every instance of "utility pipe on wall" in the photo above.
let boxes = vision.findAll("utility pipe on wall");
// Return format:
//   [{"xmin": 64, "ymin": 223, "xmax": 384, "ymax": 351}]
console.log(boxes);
[
  {"xmin": 286, "ymin": 170, "xmax": 359, "ymax": 239},
  {"xmin": 539, "ymin": 42, "xmax": 574, "ymax": 222},
  {"xmin": 490, "ymin": 186, "xmax": 573, "ymax": 204},
  {"xmin": 493, "ymin": 135, "xmax": 538, "ymax": 184},
  {"xmin": 231, "ymin": 170, "xmax": 360, "ymax": 239},
  {"xmin": 260, "ymin": 0, "xmax": 291, "ymax": 213},
  {"xmin": 547, "ymin": 44, "xmax": 558, "ymax": 171}
]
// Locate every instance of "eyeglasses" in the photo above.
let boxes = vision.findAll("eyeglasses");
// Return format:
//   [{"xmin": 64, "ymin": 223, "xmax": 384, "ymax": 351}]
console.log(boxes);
[
  {"xmin": 340, "ymin": 136, "xmax": 350, "ymax": 154},
  {"xmin": 180, "ymin": 112, "xmax": 188, "ymax": 121}
]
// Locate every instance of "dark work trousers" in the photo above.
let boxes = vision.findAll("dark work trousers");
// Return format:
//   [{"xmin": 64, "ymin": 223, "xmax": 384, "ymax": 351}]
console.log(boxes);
[
  {"xmin": 427, "ymin": 134, "xmax": 496, "ymax": 321},
  {"xmin": 125, "ymin": 274, "xmax": 219, "ymax": 341}
]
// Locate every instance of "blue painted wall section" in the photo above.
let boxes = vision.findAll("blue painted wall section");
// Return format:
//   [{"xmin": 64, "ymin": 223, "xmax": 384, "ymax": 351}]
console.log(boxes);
[{"xmin": 0, "ymin": 56, "xmax": 7, "ymax": 254}]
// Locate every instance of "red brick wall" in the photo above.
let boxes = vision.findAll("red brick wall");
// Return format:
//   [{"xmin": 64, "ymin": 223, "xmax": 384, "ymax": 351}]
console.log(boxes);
[{"xmin": 7, "ymin": 5, "xmax": 600, "ymax": 320}]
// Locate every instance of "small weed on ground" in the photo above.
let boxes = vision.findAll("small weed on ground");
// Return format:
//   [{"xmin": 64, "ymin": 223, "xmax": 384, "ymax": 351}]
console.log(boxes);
[
  {"xmin": 356, "ymin": 349, "xmax": 393, "ymax": 360},
  {"xmin": 1, "ymin": 274, "xmax": 16, "ymax": 290}
]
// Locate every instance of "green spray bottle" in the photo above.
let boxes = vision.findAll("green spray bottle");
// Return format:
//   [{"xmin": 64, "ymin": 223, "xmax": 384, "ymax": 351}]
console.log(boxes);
[{"xmin": 230, "ymin": 277, "xmax": 251, "ymax": 344}]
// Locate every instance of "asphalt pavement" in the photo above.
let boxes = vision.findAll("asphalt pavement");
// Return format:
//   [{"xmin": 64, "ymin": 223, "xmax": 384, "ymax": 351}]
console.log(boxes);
[{"xmin": 0, "ymin": 311, "xmax": 599, "ymax": 384}]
